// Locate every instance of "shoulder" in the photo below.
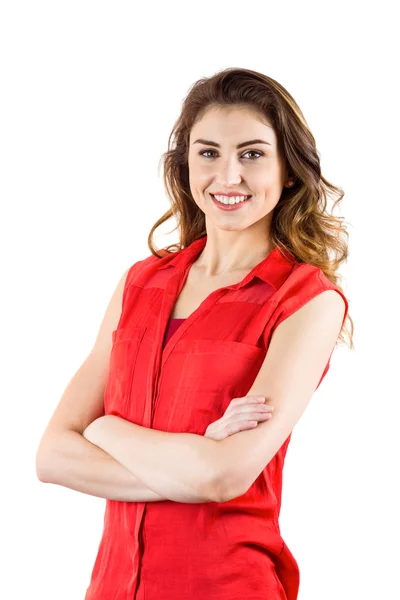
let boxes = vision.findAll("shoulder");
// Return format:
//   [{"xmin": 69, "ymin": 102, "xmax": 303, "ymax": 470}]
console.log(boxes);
[
  {"xmin": 283, "ymin": 287, "xmax": 347, "ymax": 332},
  {"xmin": 269, "ymin": 263, "xmax": 348, "ymax": 336},
  {"xmin": 124, "ymin": 251, "xmax": 165, "ymax": 286},
  {"xmin": 280, "ymin": 262, "xmax": 346, "ymax": 302}
]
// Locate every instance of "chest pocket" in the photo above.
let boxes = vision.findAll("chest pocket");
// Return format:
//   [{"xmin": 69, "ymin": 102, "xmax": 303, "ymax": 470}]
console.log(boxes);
[
  {"xmin": 169, "ymin": 339, "xmax": 266, "ymax": 435},
  {"xmin": 104, "ymin": 325, "xmax": 149, "ymax": 419}
]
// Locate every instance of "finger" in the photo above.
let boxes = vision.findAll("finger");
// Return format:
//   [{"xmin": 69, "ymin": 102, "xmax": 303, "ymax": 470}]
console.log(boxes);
[
  {"xmin": 227, "ymin": 414, "xmax": 272, "ymax": 431},
  {"xmin": 226, "ymin": 420, "xmax": 258, "ymax": 434},
  {"xmin": 236, "ymin": 405, "xmax": 274, "ymax": 416},
  {"xmin": 215, "ymin": 416, "xmax": 263, "ymax": 440},
  {"xmin": 226, "ymin": 396, "xmax": 266, "ymax": 414},
  {"xmin": 229, "ymin": 396, "xmax": 264, "ymax": 406}
]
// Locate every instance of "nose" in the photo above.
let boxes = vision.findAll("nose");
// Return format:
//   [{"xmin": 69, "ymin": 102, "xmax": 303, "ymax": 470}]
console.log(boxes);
[{"xmin": 214, "ymin": 155, "xmax": 242, "ymax": 187}]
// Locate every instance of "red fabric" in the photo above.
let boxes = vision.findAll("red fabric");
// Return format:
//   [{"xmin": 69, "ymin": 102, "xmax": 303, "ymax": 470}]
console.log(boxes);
[{"xmin": 84, "ymin": 235, "xmax": 349, "ymax": 600}]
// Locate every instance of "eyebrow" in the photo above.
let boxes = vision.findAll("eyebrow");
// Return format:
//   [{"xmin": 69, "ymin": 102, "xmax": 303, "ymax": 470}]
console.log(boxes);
[{"xmin": 192, "ymin": 138, "xmax": 272, "ymax": 149}]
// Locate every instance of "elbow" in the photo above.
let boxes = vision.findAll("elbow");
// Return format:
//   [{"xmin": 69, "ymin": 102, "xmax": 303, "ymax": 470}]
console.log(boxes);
[
  {"xmin": 36, "ymin": 446, "xmax": 51, "ymax": 482},
  {"xmin": 212, "ymin": 478, "xmax": 244, "ymax": 503},
  {"xmin": 36, "ymin": 427, "xmax": 57, "ymax": 482},
  {"xmin": 203, "ymin": 439, "xmax": 244, "ymax": 503},
  {"xmin": 210, "ymin": 482, "xmax": 230, "ymax": 503},
  {"xmin": 35, "ymin": 427, "xmax": 77, "ymax": 483},
  {"xmin": 206, "ymin": 464, "xmax": 243, "ymax": 504},
  {"xmin": 35, "ymin": 431, "xmax": 63, "ymax": 483}
]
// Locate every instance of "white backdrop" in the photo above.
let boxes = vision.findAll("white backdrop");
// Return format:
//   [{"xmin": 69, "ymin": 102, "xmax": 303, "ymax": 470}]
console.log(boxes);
[{"xmin": 1, "ymin": 1, "xmax": 399, "ymax": 598}]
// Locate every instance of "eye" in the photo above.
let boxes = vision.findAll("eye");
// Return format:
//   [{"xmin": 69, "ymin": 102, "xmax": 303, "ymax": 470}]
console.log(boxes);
[
  {"xmin": 243, "ymin": 150, "xmax": 264, "ymax": 160},
  {"xmin": 198, "ymin": 149, "xmax": 264, "ymax": 161}
]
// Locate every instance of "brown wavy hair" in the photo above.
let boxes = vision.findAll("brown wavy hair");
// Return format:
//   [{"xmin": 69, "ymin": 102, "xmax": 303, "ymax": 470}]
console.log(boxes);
[{"xmin": 148, "ymin": 67, "xmax": 354, "ymax": 349}]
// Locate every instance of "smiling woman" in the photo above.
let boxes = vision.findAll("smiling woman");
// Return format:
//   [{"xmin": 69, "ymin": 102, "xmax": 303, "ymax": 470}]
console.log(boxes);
[{"xmin": 37, "ymin": 66, "xmax": 353, "ymax": 600}]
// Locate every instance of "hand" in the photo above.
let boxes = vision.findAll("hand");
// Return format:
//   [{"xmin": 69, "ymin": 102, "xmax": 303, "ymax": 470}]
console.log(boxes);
[{"xmin": 204, "ymin": 396, "xmax": 274, "ymax": 441}]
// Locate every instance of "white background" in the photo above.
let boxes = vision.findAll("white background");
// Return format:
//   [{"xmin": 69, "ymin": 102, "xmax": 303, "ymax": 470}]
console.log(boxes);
[{"xmin": 1, "ymin": 1, "xmax": 399, "ymax": 598}]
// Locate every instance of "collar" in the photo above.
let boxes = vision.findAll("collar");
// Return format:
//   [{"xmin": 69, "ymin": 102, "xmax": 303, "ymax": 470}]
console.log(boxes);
[{"xmin": 157, "ymin": 235, "xmax": 297, "ymax": 291}]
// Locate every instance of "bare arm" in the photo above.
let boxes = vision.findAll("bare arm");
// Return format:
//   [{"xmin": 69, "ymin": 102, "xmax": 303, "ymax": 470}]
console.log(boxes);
[
  {"xmin": 36, "ymin": 263, "xmax": 219, "ymax": 504},
  {"xmin": 36, "ymin": 429, "xmax": 168, "ymax": 502},
  {"xmin": 79, "ymin": 292, "xmax": 344, "ymax": 505},
  {"xmin": 36, "ymin": 265, "xmax": 195, "ymax": 504},
  {"xmin": 211, "ymin": 290, "xmax": 347, "ymax": 502},
  {"xmin": 83, "ymin": 415, "xmax": 220, "ymax": 503}
]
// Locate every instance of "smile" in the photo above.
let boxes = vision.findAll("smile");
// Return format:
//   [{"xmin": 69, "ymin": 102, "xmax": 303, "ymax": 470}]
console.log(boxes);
[{"xmin": 210, "ymin": 193, "xmax": 252, "ymax": 211}]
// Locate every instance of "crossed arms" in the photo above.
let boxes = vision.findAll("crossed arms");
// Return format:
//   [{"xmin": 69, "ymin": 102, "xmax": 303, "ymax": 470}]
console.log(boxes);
[{"xmin": 82, "ymin": 290, "xmax": 346, "ymax": 504}]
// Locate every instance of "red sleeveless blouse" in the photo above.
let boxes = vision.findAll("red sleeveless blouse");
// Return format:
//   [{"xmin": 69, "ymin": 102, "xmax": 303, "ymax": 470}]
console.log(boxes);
[{"xmin": 84, "ymin": 235, "xmax": 348, "ymax": 600}]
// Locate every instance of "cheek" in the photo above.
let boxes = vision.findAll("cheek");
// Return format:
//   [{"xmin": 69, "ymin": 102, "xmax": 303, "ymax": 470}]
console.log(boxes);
[
  {"xmin": 190, "ymin": 171, "xmax": 212, "ymax": 194},
  {"xmin": 189, "ymin": 161, "xmax": 207, "ymax": 184},
  {"xmin": 254, "ymin": 177, "xmax": 281, "ymax": 196},
  {"xmin": 252, "ymin": 167, "xmax": 273, "ymax": 184}
]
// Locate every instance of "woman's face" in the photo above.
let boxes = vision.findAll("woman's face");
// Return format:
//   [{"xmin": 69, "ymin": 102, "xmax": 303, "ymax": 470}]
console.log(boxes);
[{"xmin": 188, "ymin": 105, "xmax": 291, "ymax": 234}]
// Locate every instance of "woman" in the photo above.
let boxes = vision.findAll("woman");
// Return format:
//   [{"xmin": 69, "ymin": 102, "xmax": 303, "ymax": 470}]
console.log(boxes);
[{"xmin": 36, "ymin": 67, "xmax": 353, "ymax": 599}]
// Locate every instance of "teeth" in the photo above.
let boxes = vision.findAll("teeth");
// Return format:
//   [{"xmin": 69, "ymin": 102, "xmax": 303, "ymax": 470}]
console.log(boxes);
[{"xmin": 213, "ymin": 194, "xmax": 250, "ymax": 205}]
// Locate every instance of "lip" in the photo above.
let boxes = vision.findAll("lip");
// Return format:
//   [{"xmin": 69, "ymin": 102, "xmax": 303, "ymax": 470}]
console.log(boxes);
[
  {"xmin": 210, "ymin": 193, "xmax": 251, "ymax": 211},
  {"xmin": 211, "ymin": 191, "xmax": 251, "ymax": 198}
]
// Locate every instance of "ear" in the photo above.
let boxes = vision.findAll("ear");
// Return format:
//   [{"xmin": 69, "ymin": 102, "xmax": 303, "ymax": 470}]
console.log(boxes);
[{"xmin": 285, "ymin": 178, "xmax": 295, "ymax": 187}]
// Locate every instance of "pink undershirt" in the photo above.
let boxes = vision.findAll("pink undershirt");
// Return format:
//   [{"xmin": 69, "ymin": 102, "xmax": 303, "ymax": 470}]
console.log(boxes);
[{"xmin": 162, "ymin": 318, "xmax": 186, "ymax": 349}]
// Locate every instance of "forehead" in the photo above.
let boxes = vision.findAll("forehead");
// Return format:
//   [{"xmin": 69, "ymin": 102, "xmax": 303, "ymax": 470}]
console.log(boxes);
[{"xmin": 190, "ymin": 105, "xmax": 275, "ymax": 144}]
